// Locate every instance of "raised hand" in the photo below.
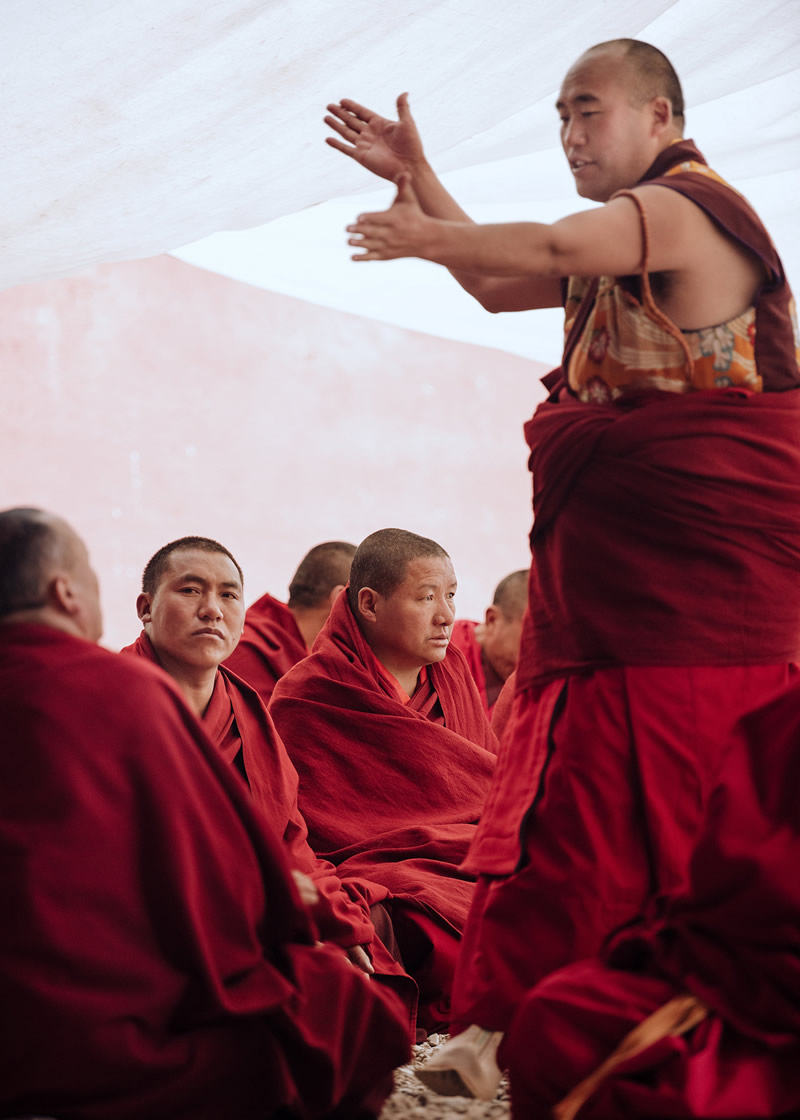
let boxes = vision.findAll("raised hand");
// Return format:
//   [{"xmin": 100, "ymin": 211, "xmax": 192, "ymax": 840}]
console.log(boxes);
[
  {"xmin": 347, "ymin": 173, "xmax": 435, "ymax": 261},
  {"xmin": 324, "ymin": 93, "xmax": 425, "ymax": 182}
]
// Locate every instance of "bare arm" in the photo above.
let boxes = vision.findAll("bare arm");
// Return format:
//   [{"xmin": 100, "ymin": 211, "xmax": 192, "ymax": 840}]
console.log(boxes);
[{"xmin": 325, "ymin": 94, "xmax": 561, "ymax": 311}]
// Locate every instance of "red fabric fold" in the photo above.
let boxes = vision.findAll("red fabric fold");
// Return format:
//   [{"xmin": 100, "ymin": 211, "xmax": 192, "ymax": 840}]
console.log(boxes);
[
  {"xmin": 0, "ymin": 623, "xmax": 409, "ymax": 1119},
  {"xmin": 504, "ymin": 676, "xmax": 800, "ymax": 1117},
  {"xmin": 518, "ymin": 388, "xmax": 800, "ymax": 689},
  {"xmin": 122, "ymin": 631, "xmax": 390, "ymax": 948},
  {"xmin": 224, "ymin": 591, "xmax": 308, "ymax": 703},
  {"xmin": 449, "ymin": 618, "xmax": 489, "ymax": 715},
  {"xmin": 270, "ymin": 591, "xmax": 498, "ymax": 932}
]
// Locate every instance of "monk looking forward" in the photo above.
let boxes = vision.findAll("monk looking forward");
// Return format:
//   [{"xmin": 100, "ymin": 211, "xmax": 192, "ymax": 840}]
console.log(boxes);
[{"xmin": 326, "ymin": 38, "xmax": 800, "ymax": 1101}]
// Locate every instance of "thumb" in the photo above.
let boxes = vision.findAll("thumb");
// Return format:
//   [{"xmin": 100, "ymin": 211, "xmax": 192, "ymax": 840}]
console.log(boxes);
[
  {"xmin": 396, "ymin": 91, "xmax": 411, "ymax": 121},
  {"xmin": 394, "ymin": 170, "xmax": 417, "ymax": 204}
]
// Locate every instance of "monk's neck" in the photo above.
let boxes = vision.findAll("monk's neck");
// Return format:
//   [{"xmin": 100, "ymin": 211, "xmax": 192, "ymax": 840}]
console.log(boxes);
[
  {"xmin": 152, "ymin": 649, "xmax": 218, "ymax": 717},
  {"xmin": 290, "ymin": 605, "xmax": 327, "ymax": 652},
  {"xmin": 381, "ymin": 662, "xmax": 422, "ymax": 698}
]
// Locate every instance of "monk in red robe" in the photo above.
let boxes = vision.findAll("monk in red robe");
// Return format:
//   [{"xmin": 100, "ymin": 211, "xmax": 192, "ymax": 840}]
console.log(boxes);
[
  {"xmin": 270, "ymin": 527, "xmax": 498, "ymax": 1034},
  {"xmin": 449, "ymin": 569, "xmax": 527, "ymax": 714},
  {"xmin": 122, "ymin": 533, "xmax": 416, "ymax": 1029},
  {"xmin": 224, "ymin": 540, "xmax": 356, "ymax": 703},
  {"xmin": 325, "ymin": 37, "xmax": 800, "ymax": 1102},
  {"xmin": 0, "ymin": 508, "xmax": 409, "ymax": 1120},
  {"xmin": 504, "ymin": 679, "xmax": 800, "ymax": 1118}
]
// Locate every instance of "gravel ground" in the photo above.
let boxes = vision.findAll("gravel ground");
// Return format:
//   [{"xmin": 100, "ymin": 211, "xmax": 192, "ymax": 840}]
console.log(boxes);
[{"xmin": 380, "ymin": 1035, "xmax": 511, "ymax": 1120}]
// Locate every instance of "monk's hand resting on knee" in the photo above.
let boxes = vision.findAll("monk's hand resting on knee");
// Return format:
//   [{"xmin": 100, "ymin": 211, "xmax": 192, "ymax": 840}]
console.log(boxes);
[
  {"xmin": 345, "ymin": 945, "xmax": 375, "ymax": 975},
  {"xmin": 347, "ymin": 173, "xmax": 439, "ymax": 261}
]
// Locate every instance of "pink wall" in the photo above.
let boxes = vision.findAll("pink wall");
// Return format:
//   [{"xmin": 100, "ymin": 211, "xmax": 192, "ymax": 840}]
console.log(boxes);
[{"xmin": 0, "ymin": 255, "xmax": 549, "ymax": 649}]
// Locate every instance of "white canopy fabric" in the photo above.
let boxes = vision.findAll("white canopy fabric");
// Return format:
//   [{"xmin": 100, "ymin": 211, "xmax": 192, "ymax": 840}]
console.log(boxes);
[{"xmin": 4, "ymin": 0, "xmax": 799, "ymax": 364}]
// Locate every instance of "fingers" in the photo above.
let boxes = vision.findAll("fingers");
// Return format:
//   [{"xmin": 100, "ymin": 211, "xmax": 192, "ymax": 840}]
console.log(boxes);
[
  {"xmin": 324, "ymin": 112, "xmax": 359, "ymax": 141},
  {"xmin": 396, "ymin": 91, "xmax": 411, "ymax": 120},
  {"xmin": 338, "ymin": 97, "xmax": 377, "ymax": 121},
  {"xmin": 325, "ymin": 136, "xmax": 358, "ymax": 160}
]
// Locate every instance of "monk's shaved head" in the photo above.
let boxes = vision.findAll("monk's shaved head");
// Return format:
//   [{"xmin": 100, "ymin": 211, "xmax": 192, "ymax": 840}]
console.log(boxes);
[
  {"xmin": 492, "ymin": 569, "xmax": 528, "ymax": 620},
  {"xmin": 288, "ymin": 541, "xmax": 357, "ymax": 609},
  {"xmin": 142, "ymin": 536, "xmax": 244, "ymax": 595},
  {"xmin": 582, "ymin": 39, "xmax": 685, "ymax": 129},
  {"xmin": 0, "ymin": 507, "xmax": 70, "ymax": 617},
  {"xmin": 348, "ymin": 528, "xmax": 449, "ymax": 610}
]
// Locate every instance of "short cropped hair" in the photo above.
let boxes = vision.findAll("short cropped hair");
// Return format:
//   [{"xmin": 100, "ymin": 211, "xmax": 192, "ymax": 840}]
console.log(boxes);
[
  {"xmin": 492, "ymin": 569, "xmax": 528, "ymax": 619},
  {"xmin": 142, "ymin": 536, "xmax": 244, "ymax": 595},
  {"xmin": 288, "ymin": 541, "xmax": 357, "ymax": 609},
  {"xmin": 589, "ymin": 38, "xmax": 685, "ymax": 127},
  {"xmin": 348, "ymin": 528, "xmax": 449, "ymax": 612},
  {"xmin": 0, "ymin": 507, "xmax": 62, "ymax": 617}
]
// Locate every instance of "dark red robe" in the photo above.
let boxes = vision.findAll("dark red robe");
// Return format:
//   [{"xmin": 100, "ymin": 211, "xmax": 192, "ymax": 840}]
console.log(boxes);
[
  {"xmin": 270, "ymin": 590, "xmax": 497, "ymax": 1027},
  {"xmin": 503, "ymin": 678, "xmax": 800, "ymax": 1118},
  {"xmin": 0, "ymin": 623, "xmax": 409, "ymax": 1120},
  {"xmin": 122, "ymin": 631, "xmax": 388, "ymax": 948},
  {"xmin": 224, "ymin": 591, "xmax": 308, "ymax": 703},
  {"xmin": 451, "ymin": 139, "xmax": 800, "ymax": 1036}
]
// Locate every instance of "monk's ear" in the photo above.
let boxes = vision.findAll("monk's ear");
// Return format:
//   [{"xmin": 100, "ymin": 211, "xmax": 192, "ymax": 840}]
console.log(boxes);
[
  {"xmin": 651, "ymin": 95, "xmax": 672, "ymax": 134},
  {"xmin": 327, "ymin": 583, "xmax": 346, "ymax": 609},
  {"xmin": 51, "ymin": 572, "xmax": 77, "ymax": 617},
  {"xmin": 356, "ymin": 586, "xmax": 379, "ymax": 623},
  {"xmin": 484, "ymin": 604, "xmax": 500, "ymax": 630},
  {"xmin": 136, "ymin": 592, "xmax": 153, "ymax": 625}
]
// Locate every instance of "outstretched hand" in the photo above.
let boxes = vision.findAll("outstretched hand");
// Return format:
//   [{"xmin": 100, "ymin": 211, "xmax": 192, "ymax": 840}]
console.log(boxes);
[
  {"xmin": 347, "ymin": 173, "xmax": 435, "ymax": 261},
  {"xmin": 325, "ymin": 93, "xmax": 425, "ymax": 182}
]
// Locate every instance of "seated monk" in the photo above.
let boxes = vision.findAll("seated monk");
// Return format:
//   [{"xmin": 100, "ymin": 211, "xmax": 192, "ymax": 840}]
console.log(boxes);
[
  {"xmin": 503, "ymin": 678, "xmax": 800, "ymax": 1119},
  {"xmin": 121, "ymin": 534, "xmax": 416, "ymax": 1030},
  {"xmin": 449, "ymin": 569, "xmax": 527, "ymax": 714},
  {"xmin": 0, "ymin": 508, "xmax": 409, "ymax": 1120},
  {"xmin": 224, "ymin": 540, "xmax": 356, "ymax": 703},
  {"xmin": 270, "ymin": 527, "xmax": 498, "ymax": 1034}
]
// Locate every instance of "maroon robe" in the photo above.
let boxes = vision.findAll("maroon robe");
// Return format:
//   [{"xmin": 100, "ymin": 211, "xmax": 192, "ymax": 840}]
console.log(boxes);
[
  {"xmin": 504, "ymin": 678, "xmax": 800, "ymax": 1118},
  {"xmin": 451, "ymin": 140, "xmax": 800, "ymax": 1035},
  {"xmin": 122, "ymin": 631, "xmax": 389, "ymax": 948},
  {"xmin": 0, "ymin": 623, "xmax": 409, "ymax": 1120},
  {"xmin": 224, "ymin": 591, "xmax": 308, "ymax": 703},
  {"xmin": 270, "ymin": 590, "xmax": 497, "ymax": 1027}
]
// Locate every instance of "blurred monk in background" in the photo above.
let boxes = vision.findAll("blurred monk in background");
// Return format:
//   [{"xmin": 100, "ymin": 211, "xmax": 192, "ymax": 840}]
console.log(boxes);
[
  {"xmin": 0, "ymin": 508, "xmax": 408, "ymax": 1120},
  {"xmin": 449, "ymin": 569, "xmax": 527, "ymax": 714},
  {"xmin": 225, "ymin": 539, "xmax": 356, "ymax": 703}
]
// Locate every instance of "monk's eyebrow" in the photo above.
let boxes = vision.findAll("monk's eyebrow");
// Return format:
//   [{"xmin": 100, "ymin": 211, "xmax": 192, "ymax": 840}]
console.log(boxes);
[
  {"xmin": 174, "ymin": 572, "xmax": 242, "ymax": 591},
  {"xmin": 555, "ymin": 93, "xmax": 601, "ymax": 111}
]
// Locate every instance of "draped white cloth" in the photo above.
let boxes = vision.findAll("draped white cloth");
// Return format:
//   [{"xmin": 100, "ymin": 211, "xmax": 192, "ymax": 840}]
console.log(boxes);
[{"xmin": 5, "ymin": 0, "xmax": 799, "ymax": 362}]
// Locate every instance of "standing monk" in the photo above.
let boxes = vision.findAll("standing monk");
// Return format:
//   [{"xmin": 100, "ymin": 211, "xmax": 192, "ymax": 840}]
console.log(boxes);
[
  {"xmin": 270, "ymin": 528, "xmax": 498, "ymax": 1036},
  {"xmin": 0, "ymin": 509, "xmax": 408, "ymax": 1120},
  {"xmin": 122, "ymin": 534, "xmax": 416, "ymax": 1029},
  {"xmin": 449, "ymin": 569, "xmax": 527, "ymax": 714},
  {"xmin": 224, "ymin": 540, "xmax": 356, "ymax": 704},
  {"xmin": 326, "ymin": 38, "xmax": 800, "ymax": 1099}
]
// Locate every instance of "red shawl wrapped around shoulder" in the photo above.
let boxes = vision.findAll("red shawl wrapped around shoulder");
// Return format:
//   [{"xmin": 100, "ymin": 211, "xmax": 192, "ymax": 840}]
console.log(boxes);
[
  {"xmin": 449, "ymin": 618, "xmax": 489, "ymax": 714},
  {"xmin": 0, "ymin": 623, "xmax": 408, "ymax": 1120},
  {"xmin": 517, "ymin": 387, "xmax": 800, "ymax": 689},
  {"xmin": 270, "ymin": 591, "xmax": 498, "ymax": 932},
  {"xmin": 224, "ymin": 592, "xmax": 308, "ymax": 703},
  {"xmin": 122, "ymin": 631, "xmax": 388, "ymax": 948}
]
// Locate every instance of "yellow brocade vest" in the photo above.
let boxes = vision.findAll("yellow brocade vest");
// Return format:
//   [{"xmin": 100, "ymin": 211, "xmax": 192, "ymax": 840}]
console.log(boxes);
[{"xmin": 565, "ymin": 161, "xmax": 799, "ymax": 402}]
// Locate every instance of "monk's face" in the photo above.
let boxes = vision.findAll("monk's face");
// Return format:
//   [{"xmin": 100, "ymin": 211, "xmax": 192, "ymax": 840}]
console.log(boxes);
[
  {"xmin": 138, "ymin": 548, "xmax": 245, "ymax": 673},
  {"xmin": 557, "ymin": 48, "xmax": 665, "ymax": 202},
  {"xmin": 366, "ymin": 554, "xmax": 457, "ymax": 673},
  {"xmin": 481, "ymin": 607, "xmax": 524, "ymax": 682}
]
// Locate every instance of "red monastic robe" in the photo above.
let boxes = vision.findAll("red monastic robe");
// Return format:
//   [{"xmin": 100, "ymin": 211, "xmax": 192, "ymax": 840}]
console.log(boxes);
[
  {"xmin": 270, "ymin": 590, "xmax": 498, "ymax": 1027},
  {"xmin": 504, "ymin": 679, "xmax": 800, "ymax": 1118},
  {"xmin": 224, "ymin": 591, "xmax": 308, "ymax": 703},
  {"xmin": 0, "ymin": 623, "xmax": 409, "ymax": 1120},
  {"xmin": 122, "ymin": 631, "xmax": 388, "ymax": 947},
  {"xmin": 451, "ymin": 139, "xmax": 800, "ymax": 1035},
  {"xmin": 450, "ymin": 618, "xmax": 489, "ymax": 715}
]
